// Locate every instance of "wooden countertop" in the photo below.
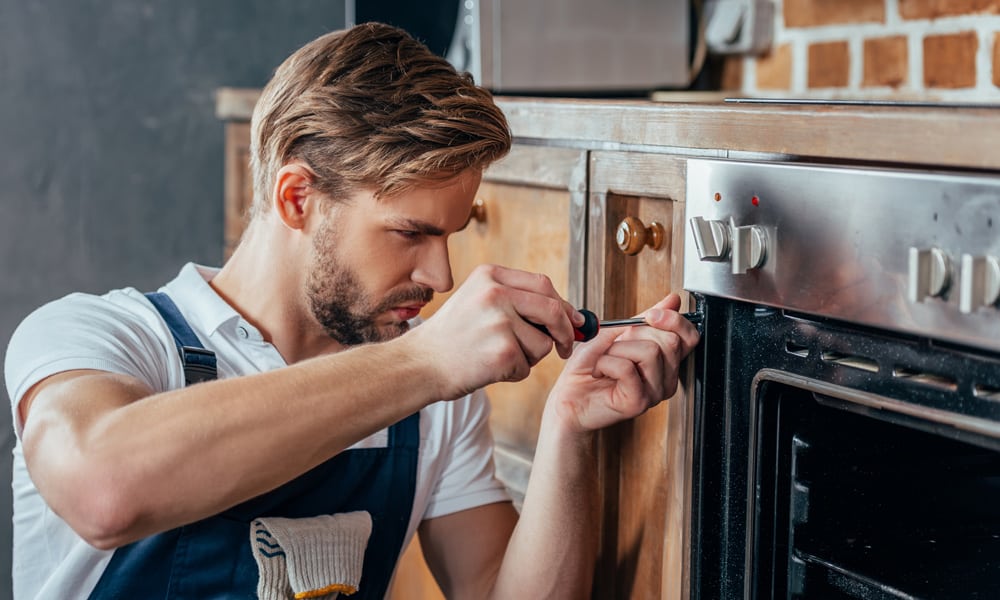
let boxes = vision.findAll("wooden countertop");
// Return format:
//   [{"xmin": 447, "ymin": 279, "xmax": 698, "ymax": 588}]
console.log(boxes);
[{"xmin": 216, "ymin": 88, "xmax": 1000, "ymax": 171}]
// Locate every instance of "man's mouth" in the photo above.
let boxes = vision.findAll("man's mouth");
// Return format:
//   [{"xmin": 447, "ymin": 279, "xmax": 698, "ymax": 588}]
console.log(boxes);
[{"xmin": 390, "ymin": 304, "xmax": 426, "ymax": 321}]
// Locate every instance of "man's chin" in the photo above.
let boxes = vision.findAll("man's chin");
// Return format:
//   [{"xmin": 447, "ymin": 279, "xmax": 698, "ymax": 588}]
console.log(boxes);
[{"xmin": 369, "ymin": 320, "xmax": 411, "ymax": 343}]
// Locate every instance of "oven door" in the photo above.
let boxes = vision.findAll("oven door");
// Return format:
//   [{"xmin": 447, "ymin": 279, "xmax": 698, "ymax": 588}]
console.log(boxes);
[{"xmin": 689, "ymin": 295, "xmax": 1000, "ymax": 600}]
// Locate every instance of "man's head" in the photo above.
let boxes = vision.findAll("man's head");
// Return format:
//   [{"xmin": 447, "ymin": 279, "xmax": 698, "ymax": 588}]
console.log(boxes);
[
  {"xmin": 302, "ymin": 170, "xmax": 482, "ymax": 345},
  {"xmin": 249, "ymin": 21, "xmax": 511, "ymax": 217},
  {"xmin": 246, "ymin": 23, "xmax": 511, "ymax": 347}
]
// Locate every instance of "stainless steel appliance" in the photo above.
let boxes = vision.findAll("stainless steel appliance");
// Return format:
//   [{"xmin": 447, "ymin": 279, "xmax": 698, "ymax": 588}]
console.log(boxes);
[
  {"xmin": 683, "ymin": 159, "xmax": 1000, "ymax": 598},
  {"xmin": 446, "ymin": 0, "xmax": 692, "ymax": 93},
  {"xmin": 348, "ymin": 0, "xmax": 691, "ymax": 92}
]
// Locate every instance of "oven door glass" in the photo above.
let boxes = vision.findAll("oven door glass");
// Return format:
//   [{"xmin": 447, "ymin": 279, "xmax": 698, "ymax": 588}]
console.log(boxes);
[{"xmin": 752, "ymin": 382, "xmax": 1000, "ymax": 599}]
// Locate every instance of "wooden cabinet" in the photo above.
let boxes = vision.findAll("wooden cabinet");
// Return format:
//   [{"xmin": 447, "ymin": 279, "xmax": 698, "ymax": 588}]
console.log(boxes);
[
  {"xmin": 388, "ymin": 144, "xmax": 588, "ymax": 599},
  {"xmin": 216, "ymin": 89, "xmax": 258, "ymax": 261},
  {"xmin": 443, "ymin": 145, "xmax": 588, "ymax": 491},
  {"xmin": 222, "ymin": 121, "xmax": 253, "ymax": 260},
  {"xmin": 391, "ymin": 148, "xmax": 696, "ymax": 600},
  {"xmin": 587, "ymin": 152, "xmax": 694, "ymax": 600}
]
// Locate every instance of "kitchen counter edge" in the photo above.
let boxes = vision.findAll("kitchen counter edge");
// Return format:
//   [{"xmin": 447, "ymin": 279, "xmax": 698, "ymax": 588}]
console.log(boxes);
[{"xmin": 216, "ymin": 88, "xmax": 1000, "ymax": 171}]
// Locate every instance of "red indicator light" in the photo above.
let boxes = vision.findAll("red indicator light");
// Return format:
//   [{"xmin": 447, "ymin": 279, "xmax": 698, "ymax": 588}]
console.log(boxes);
[
  {"xmin": 751, "ymin": 195, "xmax": 760, "ymax": 206},
  {"xmin": 714, "ymin": 192, "xmax": 722, "ymax": 202}
]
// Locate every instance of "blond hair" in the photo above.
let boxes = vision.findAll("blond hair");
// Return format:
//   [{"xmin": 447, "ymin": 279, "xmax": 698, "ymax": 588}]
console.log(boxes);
[{"xmin": 249, "ymin": 22, "xmax": 511, "ymax": 215}]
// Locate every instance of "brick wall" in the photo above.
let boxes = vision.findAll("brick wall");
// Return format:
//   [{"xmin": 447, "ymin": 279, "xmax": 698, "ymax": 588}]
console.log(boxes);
[{"xmin": 731, "ymin": 0, "xmax": 1000, "ymax": 102}]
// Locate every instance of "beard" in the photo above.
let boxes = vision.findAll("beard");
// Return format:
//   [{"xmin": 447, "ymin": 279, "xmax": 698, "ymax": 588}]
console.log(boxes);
[{"xmin": 306, "ymin": 221, "xmax": 433, "ymax": 346}]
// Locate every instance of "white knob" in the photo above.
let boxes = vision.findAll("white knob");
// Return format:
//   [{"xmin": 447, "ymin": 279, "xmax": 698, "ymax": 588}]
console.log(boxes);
[
  {"xmin": 908, "ymin": 247, "xmax": 953, "ymax": 303},
  {"xmin": 689, "ymin": 216, "xmax": 730, "ymax": 261},
  {"xmin": 731, "ymin": 224, "xmax": 767, "ymax": 274},
  {"xmin": 960, "ymin": 254, "xmax": 1000, "ymax": 314}
]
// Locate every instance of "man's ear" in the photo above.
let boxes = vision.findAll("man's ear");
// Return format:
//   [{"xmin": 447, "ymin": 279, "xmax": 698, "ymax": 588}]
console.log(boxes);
[{"xmin": 273, "ymin": 161, "xmax": 318, "ymax": 231}]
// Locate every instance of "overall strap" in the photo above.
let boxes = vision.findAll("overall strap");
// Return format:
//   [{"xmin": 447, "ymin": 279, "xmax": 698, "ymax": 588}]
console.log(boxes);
[{"xmin": 145, "ymin": 292, "xmax": 217, "ymax": 385}]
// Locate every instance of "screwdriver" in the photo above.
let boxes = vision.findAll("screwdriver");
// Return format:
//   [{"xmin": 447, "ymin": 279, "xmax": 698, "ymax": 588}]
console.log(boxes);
[{"xmin": 533, "ymin": 309, "xmax": 704, "ymax": 342}]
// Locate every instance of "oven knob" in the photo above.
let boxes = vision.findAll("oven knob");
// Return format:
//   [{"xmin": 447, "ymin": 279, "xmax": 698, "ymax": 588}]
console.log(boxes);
[
  {"xmin": 689, "ymin": 216, "xmax": 730, "ymax": 261},
  {"xmin": 731, "ymin": 224, "xmax": 767, "ymax": 274},
  {"xmin": 959, "ymin": 254, "xmax": 1000, "ymax": 313},
  {"xmin": 908, "ymin": 247, "xmax": 953, "ymax": 303}
]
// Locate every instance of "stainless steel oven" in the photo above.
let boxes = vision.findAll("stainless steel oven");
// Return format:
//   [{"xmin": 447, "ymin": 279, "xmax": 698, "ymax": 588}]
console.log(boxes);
[{"xmin": 683, "ymin": 159, "xmax": 1000, "ymax": 598}]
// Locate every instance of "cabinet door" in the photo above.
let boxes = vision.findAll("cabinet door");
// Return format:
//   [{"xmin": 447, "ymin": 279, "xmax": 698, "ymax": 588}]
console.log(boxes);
[
  {"xmin": 587, "ymin": 151, "xmax": 694, "ymax": 600},
  {"xmin": 223, "ymin": 122, "xmax": 253, "ymax": 261},
  {"xmin": 389, "ymin": 144, "xmax": 588, "ymax": 599}
]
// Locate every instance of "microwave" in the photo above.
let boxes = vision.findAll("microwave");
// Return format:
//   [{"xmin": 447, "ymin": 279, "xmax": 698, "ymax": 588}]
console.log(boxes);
[{"xmin": 348, "ymin": 0, "xmax": 692, "ymax": 94}]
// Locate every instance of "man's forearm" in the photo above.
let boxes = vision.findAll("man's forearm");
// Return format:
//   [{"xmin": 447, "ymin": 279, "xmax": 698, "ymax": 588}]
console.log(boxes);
[
  {"xmin": 23, "ymin": 335, "xmax": 440, "ymax": 548},
  {"xmin": 489, "ymin": 405, "xmax": 601, "ymax": 599}
]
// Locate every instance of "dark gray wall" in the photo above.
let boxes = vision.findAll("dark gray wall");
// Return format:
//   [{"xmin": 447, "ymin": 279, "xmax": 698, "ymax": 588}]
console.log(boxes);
[{"xmin": 0, "ymin": 2, "xmax": 345, "ymax": 597}]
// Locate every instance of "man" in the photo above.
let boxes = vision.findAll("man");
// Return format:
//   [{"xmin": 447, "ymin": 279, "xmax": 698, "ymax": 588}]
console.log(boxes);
[{"xmin": 5, "ymin": 22, "xmax": 699, "ymax": 599}]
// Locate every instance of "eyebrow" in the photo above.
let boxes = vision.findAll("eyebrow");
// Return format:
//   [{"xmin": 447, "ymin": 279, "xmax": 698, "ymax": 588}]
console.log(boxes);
[{"xmin": 385, "ymin": 217, "xmax": 446, "ymax": 236}]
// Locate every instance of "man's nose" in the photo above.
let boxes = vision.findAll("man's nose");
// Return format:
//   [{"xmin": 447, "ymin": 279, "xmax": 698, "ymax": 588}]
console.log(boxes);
[{"xmin": 412, "ymin": 240, "xmax": 454, "ymax": 293}]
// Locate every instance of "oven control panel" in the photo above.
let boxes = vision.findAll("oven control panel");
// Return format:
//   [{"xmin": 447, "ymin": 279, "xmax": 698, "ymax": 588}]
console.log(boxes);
[
  {"xmin": 683, "ymin": 159, "xmax": 1000, "ymax": 353},
  {"xmin": 689, "ymin": 216, "xmax": 769, "ymax": 273}
]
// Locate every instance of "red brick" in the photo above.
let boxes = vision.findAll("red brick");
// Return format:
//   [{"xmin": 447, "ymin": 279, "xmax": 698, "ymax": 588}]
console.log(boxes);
[
  {"xmin": 785, "ymin": 0, "xmax": 885, "ymax": 27},
  {"xmin": 755, "ymin": 44, "xmax": 792, "ymax": 90},
  {"xmin": 808, "ymin": 41, "xmax": 851, "ymax": 88},
  {"xmin": 993, "ymin": 32, "xmax": 1000, "ymax": 88},
  {"xmin": 863, "ymin": 36, "xmax": 909, "ymax": 88},
  {"xmin": 924, "ymin": 31, "xmax": 978, "ymax": 89},
  {"xmin": 900, "ymin": 0, "xmax": 1000, "ymax": 20}
]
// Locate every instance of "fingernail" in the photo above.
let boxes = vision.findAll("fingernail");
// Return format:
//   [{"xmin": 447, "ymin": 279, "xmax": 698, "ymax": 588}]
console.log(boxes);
[
  {"xmin": 573, "ymin": 310, "xmax": 587, "ymax": 326},
  {"xmin": 646, "ymin": 308, "xmax": 664, "ymax": 323}
]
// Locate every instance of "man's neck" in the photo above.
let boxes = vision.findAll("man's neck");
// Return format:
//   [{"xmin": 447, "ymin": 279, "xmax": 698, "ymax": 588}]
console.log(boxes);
[{"xmin": 210, "ymin": 230, "xmax": 347, "ymax": 364}]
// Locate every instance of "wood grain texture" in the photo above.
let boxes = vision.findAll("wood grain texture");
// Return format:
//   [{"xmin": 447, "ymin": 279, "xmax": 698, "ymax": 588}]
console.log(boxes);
[
  {"xmin": 482, "ymin": 145, "xmax": 588, "ymax": 307},
  {"xmin": 216, "ymin": 89, "xmax": 1000, "ymax": 170},
  {"xmin": 497, "ymin": 97, "xmax": 1000, "ymax": 170},
  {"xmin": 389, "ymin": 538, "xmax": 445, "ymax": 600},
  {"xmin": 215, "ymin": 87, "xmax": 261, "ymax": 120},
  {"xmin": 428, "ymin": 180, "xmax": 572, "ymax": 456},
  {"xmin": 223, "ymin": 122, "xmax": 252, "ymax": 260},
  {"xmin": 588, "ymin": 152, "xmax": 693, "ymax": 600},
  {"xmin": 393, "ymin": 145, "xmax": 583, "ymax": 600}
]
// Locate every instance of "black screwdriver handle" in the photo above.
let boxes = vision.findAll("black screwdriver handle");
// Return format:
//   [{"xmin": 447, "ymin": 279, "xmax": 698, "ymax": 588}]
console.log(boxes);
[
  {"xmin": 573, "ymin": 309, "xmax": 601, "ymax": 341},
  {"xmin": 529, "ymin": 309, "xmax": 600, "ymax": 342}
]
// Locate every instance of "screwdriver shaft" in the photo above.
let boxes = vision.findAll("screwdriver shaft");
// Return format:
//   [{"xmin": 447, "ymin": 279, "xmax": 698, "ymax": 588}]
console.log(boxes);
[
  {"xmin": 601, "ymin": 312, "xmax": 703, "ymax": 328},
  {"xmin": 531, "ymin": 310, "xmax": 704, "ymax": 343},
  {"xmin": 598, "ymin": 317, "xmax": 647, "ymax": 328}
]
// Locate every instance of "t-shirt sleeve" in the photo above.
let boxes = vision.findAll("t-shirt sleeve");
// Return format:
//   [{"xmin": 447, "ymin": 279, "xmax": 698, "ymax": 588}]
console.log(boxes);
[
  {"xmin": 4, "ymin": 291, "xmax": 175, "ymax": 437},
  {"xmin": 423, "ymin": 388, "xmax": 512, "ymax": 519}
]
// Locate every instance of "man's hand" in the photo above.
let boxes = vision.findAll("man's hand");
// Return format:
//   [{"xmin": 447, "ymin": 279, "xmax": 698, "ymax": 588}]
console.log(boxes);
[
  {"xmin": 547, "ymin": 293, "xmax": 700, "ymax": 433},
  {"xmin": 405, "ymin": 264, "xmax": 584, "ymax": 400},
  {"xmin": 467, "ymin": 294, "xmax": 697, "ymax": 599}
]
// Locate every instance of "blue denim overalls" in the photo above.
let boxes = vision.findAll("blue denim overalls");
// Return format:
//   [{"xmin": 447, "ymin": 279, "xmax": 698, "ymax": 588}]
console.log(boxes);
[{"xmin": 89, "ymin": 292, "xmax": 419, "ymax": 599}]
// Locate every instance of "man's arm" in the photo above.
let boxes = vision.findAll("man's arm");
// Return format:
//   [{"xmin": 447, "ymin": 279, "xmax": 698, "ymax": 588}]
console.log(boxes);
[
  {"xmin": 20, "ymin": 340, "xmax": 438, "ymax": 550},
  {"xmin": 417, "ymin": 424, "xmax": 599, "ymax": 600},
  {"xmin": 17, "ymin": 264, "xmax": 582, "ymax": 550},
  {"xmin": 418, "ymin": 502, "xmax": 518, "ymax": 599}
]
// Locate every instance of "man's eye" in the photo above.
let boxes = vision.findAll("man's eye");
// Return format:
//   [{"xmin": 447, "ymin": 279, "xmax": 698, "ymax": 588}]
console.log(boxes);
[{"xmin": 394, "ymin": 230, "xmax": 421, "ymax": 240}]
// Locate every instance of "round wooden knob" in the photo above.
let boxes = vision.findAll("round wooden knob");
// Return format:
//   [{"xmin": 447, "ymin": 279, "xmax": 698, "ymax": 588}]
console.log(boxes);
[
  {"xmin": 616, "ymin": 216, "xmax": 665, "ymax": 256},
  {"xmin": 462, "ymin": 197, "xmax": 487, "ymax": 230}
]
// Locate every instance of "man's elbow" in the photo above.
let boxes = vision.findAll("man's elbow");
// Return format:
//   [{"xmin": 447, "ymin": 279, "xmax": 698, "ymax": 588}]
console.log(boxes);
[{"xmin": 39, "ymin": 469, "xmax": 146, "ymax": 551}]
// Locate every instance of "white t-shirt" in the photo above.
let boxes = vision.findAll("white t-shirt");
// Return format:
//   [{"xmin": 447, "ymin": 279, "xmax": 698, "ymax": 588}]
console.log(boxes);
[{"xmin": 4, "ymin": 263, "xmax": 510, "ymax": 600}]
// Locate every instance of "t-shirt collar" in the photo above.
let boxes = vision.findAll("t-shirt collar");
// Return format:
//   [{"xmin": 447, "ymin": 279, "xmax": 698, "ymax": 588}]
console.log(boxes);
[{"xmin": 162, "ymin": 262, "xmax": 244, "ymax": 338}]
